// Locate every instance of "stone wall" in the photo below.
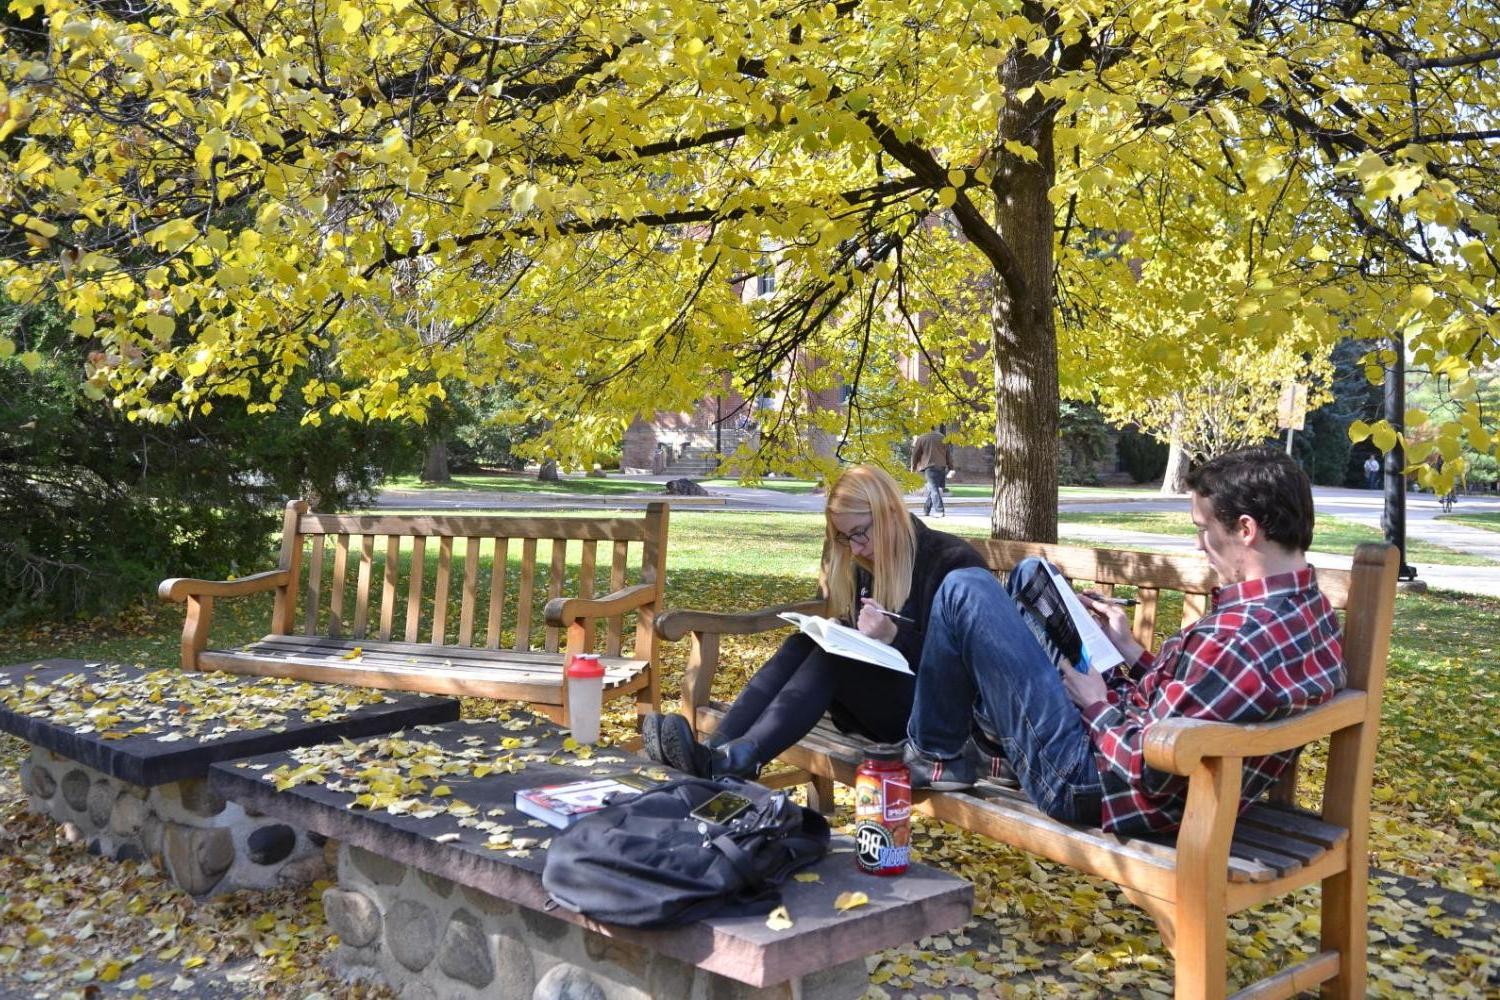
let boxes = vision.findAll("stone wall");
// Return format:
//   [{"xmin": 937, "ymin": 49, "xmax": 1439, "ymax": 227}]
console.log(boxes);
[
  {"xmin": 327, "ymin": 843, "xmax": 870, "ymax": 1000},
  {"xmin": 19, "ymin": 745, "xmax": 328, "ymax": 897}
]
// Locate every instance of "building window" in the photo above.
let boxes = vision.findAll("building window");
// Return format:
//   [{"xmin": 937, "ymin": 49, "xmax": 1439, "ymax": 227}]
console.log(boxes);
[{"xmin": 756, "ymin": 253, "xmax": 777, "ymax": 297}]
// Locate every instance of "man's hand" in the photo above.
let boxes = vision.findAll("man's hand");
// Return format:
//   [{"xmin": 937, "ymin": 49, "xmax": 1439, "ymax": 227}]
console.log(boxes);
[
  {"xmin": 1060, "ymin": 663, "xmax": 1109, "ymax": 709},
  {"xmin": 856, "ymin": 598, "xmax": 899, "ymax": 644},
  {"xmin": 1078, "ymin": 593, "xmax": 1146, "ymax": 665}
]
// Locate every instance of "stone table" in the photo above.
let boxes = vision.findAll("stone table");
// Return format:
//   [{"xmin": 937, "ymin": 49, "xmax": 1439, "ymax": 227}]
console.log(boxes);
[
  {"xmin": 209, "ymin": 715, "xmax": 973, "ymax": 1000},
  {"xmin": 1, "ymin": 658, "xmax": 460, "ymax": 895}
]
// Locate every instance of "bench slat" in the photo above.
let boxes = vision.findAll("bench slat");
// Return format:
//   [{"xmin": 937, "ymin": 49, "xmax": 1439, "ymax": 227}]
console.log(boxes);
[
  {"xmin": 247, "ymin": 634, "xmax": 643, "ymax": 672},
  {"xmin": 330, "ymin": 533, "xmax": 350, "ymax": 637},
  {"xmin": 1239, "ymin": 803, "xmax": 1348, "ymax": 851},
  {"xmin": 607, "ymin": 540, "xmax": 628, "ymax": 657},
  {"xmin": 487, "ymin": 538, "xmax": 509, "ymax": 650},
  {"xmin": 432, "ymin": 536, "xmax": 453, "ymax": 644},
  {"xmin": 578, "ymin": 540, "xmax": 597, "ymax": 651},
  {"xmin": 1229, "ymin": 822, "xmax": 1328, "ymax": 866},
  {"xmin": 545, "ymin": 538, "xmax": 567, "ymax": 654},
  {"xmin": 458, "ymin": 536, "xmax": 480, "ymax": 647},
  {"xmin": 405, "ymin": 535, "xmax": 426, "ymax": 644},
  {"xmin": 221, "ymin": 637, "xmax": 646, "ymax": 682},
  {"xmin": 353, "ymin": 534, "xmax": 374, "ymax": 639},
  {"xmin": 304, "ymin": 535, "xmax": 324, "ymax": 636},
  {"xmin": 199, "ymin": 648, "xmax": 649, "ymax": 704},
  {"xmin": 380, "ymin": 536, "xmax": 399, "ymax": 641},
  {"xmin": 515, "ymin": 539, "xmax": 537, "ymax": 651}
]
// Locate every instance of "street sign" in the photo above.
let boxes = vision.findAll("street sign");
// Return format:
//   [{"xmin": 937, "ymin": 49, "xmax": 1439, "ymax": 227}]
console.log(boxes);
[{"xmin": 1277, "ymin": 382, "xmax": 1308, "ymax": 431}]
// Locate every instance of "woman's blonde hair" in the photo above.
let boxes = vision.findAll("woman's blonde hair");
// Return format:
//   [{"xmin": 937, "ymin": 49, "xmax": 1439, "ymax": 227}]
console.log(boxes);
[{"xmin": 820, "ymin": 465, "xmax": 917, "ymax": 622}]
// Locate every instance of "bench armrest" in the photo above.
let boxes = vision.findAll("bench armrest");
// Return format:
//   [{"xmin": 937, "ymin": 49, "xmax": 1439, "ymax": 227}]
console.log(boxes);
[
  {"xmin": 655, "ymin": 598, "xmax": 828, "ymax": 642},
  {"xmin": 158, "ymin": 569, "xmax": 290, "ymax": 603},
  {"xmin": 1143, "ymin": 690, "xmax": 1368, "ymax": 776},
  {"xmin": 543, "ymin": 583, "xmax": 657, "ymax": 626}
]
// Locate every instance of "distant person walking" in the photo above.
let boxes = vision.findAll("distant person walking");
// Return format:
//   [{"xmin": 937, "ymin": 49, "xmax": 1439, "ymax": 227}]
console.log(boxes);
[
  {"xmin": 1363, "ymin": 453, "xmax": 1380, "ymax": 490},
  {"xmin": 910, "ymin": 426, "xmax": 951, "ymax": 517}
]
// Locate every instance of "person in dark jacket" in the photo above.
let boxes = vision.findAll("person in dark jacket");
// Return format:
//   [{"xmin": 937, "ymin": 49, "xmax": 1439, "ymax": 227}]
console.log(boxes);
[{"xmin": 643, "ymin": 464, "xmax": 989, "ymax": 779}]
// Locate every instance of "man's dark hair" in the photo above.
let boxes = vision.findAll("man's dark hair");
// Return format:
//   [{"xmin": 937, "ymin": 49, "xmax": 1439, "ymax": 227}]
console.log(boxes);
[{"xmin": 1185, "ymin": 447, "xmax": 1314, "ymax": 552}]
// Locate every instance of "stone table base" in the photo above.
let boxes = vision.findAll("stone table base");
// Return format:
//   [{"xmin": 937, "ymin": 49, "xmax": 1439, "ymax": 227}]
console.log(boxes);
[
  {"xmin": 21, "ymin": 746, "xmax": 329, "ymax": 896},
  {"xmin": 327, "ymin": 843, "xmax": 869, "ymax": 1000}
]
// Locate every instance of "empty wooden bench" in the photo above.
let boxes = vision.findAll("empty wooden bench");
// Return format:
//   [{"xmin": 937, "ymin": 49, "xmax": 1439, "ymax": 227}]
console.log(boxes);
[
  {"xmin": 657, "ymin": 540, "xmax": 1399, "ymax": 1000},
  {"xmin": 160, "ymin": 500, "xmax": 670, "ymax": 726}
]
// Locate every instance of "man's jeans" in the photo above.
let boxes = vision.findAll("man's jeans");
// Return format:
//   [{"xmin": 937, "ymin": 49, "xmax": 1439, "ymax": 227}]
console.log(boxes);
[
  {"xmin": 922, "ymin": 466, "xmax": 946, "ymax": 515},
  {"xmin": 907, "ymin": 563, "xmax": 1103, "ymax": 824}
]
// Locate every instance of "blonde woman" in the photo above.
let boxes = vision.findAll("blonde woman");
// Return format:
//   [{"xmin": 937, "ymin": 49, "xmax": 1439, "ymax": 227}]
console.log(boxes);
[{"xmin": 644, "ymin": 464, "xmax": 988, "ymax": 779}]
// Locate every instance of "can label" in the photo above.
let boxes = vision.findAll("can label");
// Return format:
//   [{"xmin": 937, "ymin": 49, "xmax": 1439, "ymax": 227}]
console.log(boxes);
[{"xmin": 854, "ymin": 766, "xmax": 911, "ymax": 874}]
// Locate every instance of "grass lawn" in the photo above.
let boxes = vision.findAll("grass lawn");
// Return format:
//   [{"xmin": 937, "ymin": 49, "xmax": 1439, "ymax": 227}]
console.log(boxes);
[
  {"xmin": 1059, "ymin": 511, "xmax": 1497, "ymax": 567},
  {"xmin": 1440, "ymin": 511, "xmax": 1500, "ymax": 533},
  {"xmin": 1, "ymin": 509, "xmax": 1496, "ymax": 996}
]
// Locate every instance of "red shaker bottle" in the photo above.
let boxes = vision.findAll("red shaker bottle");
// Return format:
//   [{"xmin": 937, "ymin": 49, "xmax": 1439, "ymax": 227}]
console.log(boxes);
[{"xmin": 853, "ymin": 744, "xmax": 911, "ymax": 875}]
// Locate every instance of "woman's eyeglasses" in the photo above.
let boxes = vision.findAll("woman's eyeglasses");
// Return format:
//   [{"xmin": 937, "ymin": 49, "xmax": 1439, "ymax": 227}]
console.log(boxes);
[{"xmin": 833, "ymin": 523, "xmax": 872, "ymax": 546}]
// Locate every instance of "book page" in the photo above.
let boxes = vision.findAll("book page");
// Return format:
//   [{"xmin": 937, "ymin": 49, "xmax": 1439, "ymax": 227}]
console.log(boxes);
[
  {"xmin": 777, "ymin": 613, "xmax": 912, "ymax": 674},
  {"xmin": 1042, "ymin": 564, "xmax": 1126, "ymax": 672}
]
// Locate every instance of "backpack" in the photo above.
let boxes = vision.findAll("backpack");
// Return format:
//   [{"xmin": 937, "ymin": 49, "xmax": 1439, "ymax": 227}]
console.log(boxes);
[{"xmin": 541, "ymin": 777, "xmax": 830, "ymax": 927}]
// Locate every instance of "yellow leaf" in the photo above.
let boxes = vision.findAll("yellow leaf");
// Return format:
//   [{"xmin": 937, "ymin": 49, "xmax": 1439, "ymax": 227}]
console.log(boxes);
[
  {"xmin": 765, "ymin": 905, "xmax": 793, "ymax": 931},
  {"xmin": 341, "ymin": 647, "xmax": 363, "ymax": 660},
  {"xmin": 937, "ymin": 187, "xmax": 957, "ymax": 208},
  {"xmin": 833, "ymin": 891, "xmax": 869, "ymax": 911},
  {"xmin": 18, "ymin": 351, "xmax": 42, "ymax": 373},
  {"xmin": 793, "ymin": 872, "xmax": 820, "ymax": 883},
  {"xmin": 339, "ymin": 2, "xmax": 363, "ymax": 32}
]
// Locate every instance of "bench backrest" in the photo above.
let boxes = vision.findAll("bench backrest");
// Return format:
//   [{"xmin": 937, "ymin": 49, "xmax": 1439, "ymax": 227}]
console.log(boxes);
[
  {"xmin": 268, "ymin": 501, "xmax": 670, "ymax": 657},
  {"xmin": 970, "ymin": 539, "xmax": 1396, "ymax": 818}
]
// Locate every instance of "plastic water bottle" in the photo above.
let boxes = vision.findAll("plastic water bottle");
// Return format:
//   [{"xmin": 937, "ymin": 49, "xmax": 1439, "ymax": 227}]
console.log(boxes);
[{"xmin": 565, "ymin": 653, "xmax": 605, "ymax": 744}]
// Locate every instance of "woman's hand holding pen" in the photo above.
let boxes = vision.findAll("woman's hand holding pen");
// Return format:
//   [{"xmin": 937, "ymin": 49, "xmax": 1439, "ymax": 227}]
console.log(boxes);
[{"xmin": 856, "ymin": 596, "xmax": 900, "ymax": 644}]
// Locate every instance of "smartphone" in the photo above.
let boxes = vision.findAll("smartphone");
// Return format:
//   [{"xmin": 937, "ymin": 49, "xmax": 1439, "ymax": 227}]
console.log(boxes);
[{"xmin": 689, "ymin": 790, "xmax": 754, "ymax": 825}]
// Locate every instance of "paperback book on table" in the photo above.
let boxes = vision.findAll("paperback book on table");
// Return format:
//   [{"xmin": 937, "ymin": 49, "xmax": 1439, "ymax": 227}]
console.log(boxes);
[{"xmin": 514, "ymin": 772, "xmax": 661, "ymax": 829}]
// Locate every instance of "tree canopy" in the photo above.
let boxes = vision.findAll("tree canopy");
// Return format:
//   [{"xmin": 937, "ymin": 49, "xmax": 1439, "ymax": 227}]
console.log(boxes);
[{"xmin": 3, "ymin": 0, "xmax": 1498, "ymax": 536}]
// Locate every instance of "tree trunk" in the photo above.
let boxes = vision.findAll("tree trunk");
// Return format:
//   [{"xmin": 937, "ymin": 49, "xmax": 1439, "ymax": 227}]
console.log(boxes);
[
  {"xmin": 420, "ymin": 440, "xmax": 451, "ymax": 482},
  {"xmin": 1162, "ymin": 434, "xmax": 1190, "ymax": 494},
  {"xmin": 537, "ymin": 458, "xmax": 560, "ymax": 481},
  {"xmin": 990, "ymin": 44, "xmax": 1060, "ymax": 542}
]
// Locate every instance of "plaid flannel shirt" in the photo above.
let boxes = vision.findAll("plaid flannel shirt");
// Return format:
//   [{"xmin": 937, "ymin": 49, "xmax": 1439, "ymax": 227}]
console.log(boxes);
[{"xmin": 1078, "ymin": 567, "xmax": 1344, "ymax": 835}]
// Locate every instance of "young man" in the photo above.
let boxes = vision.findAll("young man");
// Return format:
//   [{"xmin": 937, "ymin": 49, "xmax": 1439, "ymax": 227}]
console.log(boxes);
[{"xmin": 902, "ymin": 447, "xmax": 1344, "ymax": 834}]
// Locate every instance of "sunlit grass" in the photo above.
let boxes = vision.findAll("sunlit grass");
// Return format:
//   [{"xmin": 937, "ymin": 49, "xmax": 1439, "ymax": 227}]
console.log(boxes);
[{"xmin": 1059, "ymin": 511, "xmax": 1497, "ymax": 566}]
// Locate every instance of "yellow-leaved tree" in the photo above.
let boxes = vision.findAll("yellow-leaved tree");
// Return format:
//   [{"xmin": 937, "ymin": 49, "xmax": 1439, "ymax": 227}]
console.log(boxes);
[{"xmin": 2, "ymin": 0, "xmax": 1497, "ymax": 539}]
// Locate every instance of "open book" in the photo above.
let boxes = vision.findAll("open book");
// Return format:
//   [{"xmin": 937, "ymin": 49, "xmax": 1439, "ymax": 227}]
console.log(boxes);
[
  {"xmin": 777, "ymin": 612, "xmax": 912, "ymax": 674},
  {"xmin": 1011, "ymin": 562, "xmax": 1126, "ymax": 674}
]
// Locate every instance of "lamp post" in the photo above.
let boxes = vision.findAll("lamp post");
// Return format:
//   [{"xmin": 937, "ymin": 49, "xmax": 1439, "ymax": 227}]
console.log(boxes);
[{"xmin": 1381, "ymin": 329, "xmax": 1419, "ymax": 581}]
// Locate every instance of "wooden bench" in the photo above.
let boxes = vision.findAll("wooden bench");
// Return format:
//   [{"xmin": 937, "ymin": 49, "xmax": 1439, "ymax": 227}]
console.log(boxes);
[
  {"xmin": 160, "ymin": 500, "xmax": 670, "ymax": 726},
  {"xmin": 657, "ymin": 539, "xmax": 1400, "ymax": 1000}
]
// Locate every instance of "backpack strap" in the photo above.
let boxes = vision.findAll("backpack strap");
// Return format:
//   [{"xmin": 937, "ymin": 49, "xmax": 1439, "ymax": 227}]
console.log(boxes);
[{"xmin": 709, "ymin": 833, "xmax": 759, "ymax": 883}]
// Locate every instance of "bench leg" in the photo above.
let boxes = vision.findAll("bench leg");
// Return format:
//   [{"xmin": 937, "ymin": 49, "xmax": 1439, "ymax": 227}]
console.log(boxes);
[
  {"xmin": 806, "ymin": 773, "xmax": 836, "ymax": 815},
  {"xmin": 1118, "ymin": 887, "xmax": 1175, "ymax": 951},
  {"xmin": 1318, "ymin": 868, "xmax": 1367, "ymax": 998},
  {"xmin": 1172, "ymin": 759, "xmax": 1238, "ymax": 1000}
]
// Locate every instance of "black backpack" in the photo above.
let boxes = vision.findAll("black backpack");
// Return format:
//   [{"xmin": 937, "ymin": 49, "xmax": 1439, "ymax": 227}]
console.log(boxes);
[{"xmin": 541, "ymin": 777, "xmax": 830, "ymax": 927}]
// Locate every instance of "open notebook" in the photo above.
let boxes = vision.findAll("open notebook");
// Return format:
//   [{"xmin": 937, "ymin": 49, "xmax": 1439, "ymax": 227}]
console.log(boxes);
[{"xmin": 776, "ymin": 612, "xmax": 912, "ymax": 674}]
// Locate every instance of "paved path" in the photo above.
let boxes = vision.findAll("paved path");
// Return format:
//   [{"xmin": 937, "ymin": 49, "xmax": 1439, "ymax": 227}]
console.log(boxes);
[{"xmin": 375, "ymin": 478, "xmax": 1500, "ymax": 597}]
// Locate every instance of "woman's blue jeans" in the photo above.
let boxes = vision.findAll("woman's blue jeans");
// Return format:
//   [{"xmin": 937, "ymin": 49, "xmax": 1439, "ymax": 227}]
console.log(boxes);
[{"xmin": 906, "ymin": 564, "xmax": 1103, "ymax": 823}]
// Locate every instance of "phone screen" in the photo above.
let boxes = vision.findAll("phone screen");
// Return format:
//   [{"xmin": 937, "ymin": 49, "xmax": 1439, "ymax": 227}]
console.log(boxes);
[{"xmin": 690, "ymin": 791, "xmax": 753, "ymax": 825}]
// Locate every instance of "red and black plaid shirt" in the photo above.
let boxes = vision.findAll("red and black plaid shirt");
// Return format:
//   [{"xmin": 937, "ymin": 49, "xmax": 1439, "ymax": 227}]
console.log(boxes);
[{"xmin": 1078, "ymin": 567, "xmax": 1344, "ymax": 835}]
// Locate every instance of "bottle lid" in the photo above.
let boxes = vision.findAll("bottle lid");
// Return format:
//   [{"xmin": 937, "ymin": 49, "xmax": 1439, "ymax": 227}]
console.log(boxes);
[
  {"xmin": 861, "ymin": 743, "xmax": 904, "ymax": 763},
  {"xmin": 566, "ymin": 653, "xmax": 605, "ymax": 679}
]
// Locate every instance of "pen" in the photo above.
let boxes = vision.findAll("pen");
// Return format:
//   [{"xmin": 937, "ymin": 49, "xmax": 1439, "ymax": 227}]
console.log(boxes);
[
  {"xmin": 860, "ymin": 596, "xmax": 914, "ymax": 623},
  {"xmin": 1099, "ymin": 597, "xmax": 1137, "ymax": 607}
]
